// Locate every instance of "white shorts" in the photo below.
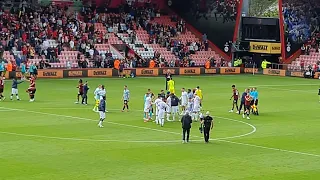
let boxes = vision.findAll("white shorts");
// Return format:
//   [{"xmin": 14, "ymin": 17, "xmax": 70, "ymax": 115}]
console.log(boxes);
[
  {"xmin": 166, "ymin": 106, "xmax": 171, "ymax": 113},
  {"xmin": 12, "ymin": 88, "xmax": 18, "ymax": 95},
  {"xmin": 193, "ymin": 104, "xmax": 200, "ymax": 112},
  {"xmin": 158, "ymin": 110, "xmax": 165, "ymax": 119},
  {"xmin": 144, "ymin": 106, "xmax": 149, "ymax": 113},
  {"xmin": 99, "ymin": 111, "xmax": 106, "ymax": 119},
  {"xmin": 155, "ymin": 106, "xmax": 159, "ymax": 116},
  {"xmin": 181, "ymin": 101, "xmax": 187, "ymax": 107},
  {"xmin": 171, "ymin": 106, "xmax": 179, "ymax": 113}
]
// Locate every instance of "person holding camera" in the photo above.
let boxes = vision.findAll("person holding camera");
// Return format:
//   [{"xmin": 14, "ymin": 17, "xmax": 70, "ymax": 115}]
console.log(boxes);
[
  {"xmin": 181, "ymin": 110, "xmax": 192, "ymax": 143},
  {"xmin": 201, "ymin": 111, "xmax": 214, "ymax": 143}
]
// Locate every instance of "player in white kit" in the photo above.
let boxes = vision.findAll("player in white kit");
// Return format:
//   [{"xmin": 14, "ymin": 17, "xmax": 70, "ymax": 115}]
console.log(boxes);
[
  {"xmin": 98, "ymin": 85, "xmax": 107, "ymax": 112},
  {"xmin": 144, "ymin": 92, "xmax": 152, "ymax": 122},
  {"xmin": 153, "ymin": 95, "xmax": 163, "ymax": 125},
  {"xmin": 180, "ymin": 88, "xmax": 188, "ymax": 115},
  {"xmin": 158, "ymin": 99, "xmax": 170, "ymax": 127},
  {"xmin": 187, "ymin": 89, "xmax": 194, "ymax": 112},
  {"xmin": 166, "ymin": 94, "xmax": 172, "ymax": 121},
  {"xmin": 193, "ymin": 93, "xmax": 201, "ymax": 121}
]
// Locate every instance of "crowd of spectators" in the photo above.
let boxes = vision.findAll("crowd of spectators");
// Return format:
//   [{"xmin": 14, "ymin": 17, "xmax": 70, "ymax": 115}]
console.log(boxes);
[
  {"xmin": 262, "ymin": 9, "xmax": 278, "ymax": 18},
  {"xmin": 282, "ymin": 0, "xmax": 319, "ymax": 44},
  {"xmin": 283, "ymin": 0, "xmax": 320, "ymax": 72},
  {"xmin": 0, "ymin": 1, "xmax": 222, "ymax": 70},
  {"xmin": 92, "ymin": 2, "xmax": 217, "ymax": 68},
  {"xmin": 189, "ymin": 0, "xmax": 238, "ymax": 23}
]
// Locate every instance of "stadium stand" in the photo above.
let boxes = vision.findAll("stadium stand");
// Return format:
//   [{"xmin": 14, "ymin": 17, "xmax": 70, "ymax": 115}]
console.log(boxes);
[
  {"xmin": 284, "ymin": 0, "xmax": 320, "ymax": 72},
  {"xmin": 0, "ymin": 1, "xmax": 223, "ymax": 70}
]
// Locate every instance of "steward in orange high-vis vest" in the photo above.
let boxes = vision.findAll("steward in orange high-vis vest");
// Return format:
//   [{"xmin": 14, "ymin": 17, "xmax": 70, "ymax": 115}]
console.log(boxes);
[
  {"xmin": 7, "ymin": 61, "xmax": 12, "ymax": 72},
  {"xmin": 205, "ymin": 60, "xmax": 210, "ymax": 69},
  {"xmin": 149, "ymin": 60, "xmax": 155, "ymax": 68},
  {"xmin": 114, "ymin": 59, "xmax": 120, "ymax": 69}
]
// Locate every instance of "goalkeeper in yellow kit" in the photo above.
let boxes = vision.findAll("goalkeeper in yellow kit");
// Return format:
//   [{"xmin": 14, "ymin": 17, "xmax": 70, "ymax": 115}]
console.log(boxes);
[
  {"xmin": 195, "ymin": 86, "xmax": 203, "ymax": 107},
  {"xmin": 167, "ymin": 78, "xmax": 175, "ymax": 94}
]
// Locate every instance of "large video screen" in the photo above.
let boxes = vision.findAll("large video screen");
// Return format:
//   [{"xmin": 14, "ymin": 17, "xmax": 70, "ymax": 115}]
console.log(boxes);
[
  {"xmin": 282, "ymin": 0, "xmax": 320, "ymax": 58},
  {"xmin": 171, "ymin": 0, "xmax": 241, "ymax": 57}
]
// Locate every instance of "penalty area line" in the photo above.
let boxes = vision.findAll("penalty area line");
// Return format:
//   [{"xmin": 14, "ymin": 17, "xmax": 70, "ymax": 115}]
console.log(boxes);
[
  {"xmin": 0, "ymin": 107, "xmax": 319, "ymax": 158},
  {"xmin": 218, "ymin": 139, "xmax": 320, "ymax": 158},
  {"xmin": 0, "ymin": 107, "xmax": 256, "ymax": 141}
]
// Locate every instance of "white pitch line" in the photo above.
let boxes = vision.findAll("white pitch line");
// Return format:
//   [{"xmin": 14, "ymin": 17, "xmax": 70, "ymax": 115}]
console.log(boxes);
[
  {"xmin": 218, "ymin": 139, "xmax": 320, "ymax": 157},
  {"xmin": 0, "ymin": 107, "xmax": 255, "ymax": 141},
  {"xmin": 0, "ymin": 107, "xmax": 257, "ymax": 141},
  {"xmin": 261, "ymin": 87, "xmax": 315, "ymax": 93},
  {"xmin": 0, "ymin": 131, "xmax": 184, "ymax": 143},
  {"xmin": 0, "ymin": 107, "xmax": 181, "ymax": 136},
  {"xmin": 0, "ymin": 107, "xmax": 319, "ymax": 158},
  {"xmin": 0, "ymin": 131, "xmax": 242, "ymax": 143},
  {"xmin": 252, "ymin": 83, "xmax": 319, "ymax": 87}
]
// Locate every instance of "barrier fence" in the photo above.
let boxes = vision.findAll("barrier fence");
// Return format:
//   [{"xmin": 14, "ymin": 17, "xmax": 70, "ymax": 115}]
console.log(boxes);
[{"xmin": 4, "ymin": 67, "xmax": 320, "ymax": 79}]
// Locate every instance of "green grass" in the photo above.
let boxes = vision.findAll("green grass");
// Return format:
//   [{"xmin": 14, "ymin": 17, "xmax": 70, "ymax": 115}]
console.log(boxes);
[{"xmin": 0, "ymin": 75, "xmax": 319, "ymax": 180}]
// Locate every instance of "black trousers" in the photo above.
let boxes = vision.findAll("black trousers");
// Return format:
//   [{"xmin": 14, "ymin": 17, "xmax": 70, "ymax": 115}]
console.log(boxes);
[
  {"xmin": 239, "ymin": 101, "xmax": 245, "ymax": 113},
  {"xmin": 182, "ymin": 128, "xmax": 190, "ymax": 141},
  {"xmin": 82, "ymin": 94, "xmax": 88, "ymax": 104},
  {"xmin": 204, "ymin": 127, "xmax": 211, "ymax": 142},
  {"xmin": 165, "ymin": 78, "xmax": 170, "ymax": 90}
]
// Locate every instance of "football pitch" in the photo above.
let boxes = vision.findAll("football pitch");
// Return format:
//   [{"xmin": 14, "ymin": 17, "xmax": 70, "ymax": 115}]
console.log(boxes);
[{"xmin": 0, "ymin": 75, "xmax": 319, "ymax": 180}]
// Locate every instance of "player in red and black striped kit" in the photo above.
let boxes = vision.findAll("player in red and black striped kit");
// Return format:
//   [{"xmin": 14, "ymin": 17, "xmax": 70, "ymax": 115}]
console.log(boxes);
[
  {"xmin": 243, "ymin": 92, "xmax": 252, "ymax": 120},
  {"xmin": 0, "ymin": 76, "xmax": 5, "ymax": 101},
  {"xmin": 75, "ymin": 79, "xmax": 84, "ymax": 104},
  {"xmin": 229, "ymin": 85, "xmax": 239, "ymax": 113},
  {"xmin": 26, "ymin": 75, "xmax": 36, "ymax": 102}
]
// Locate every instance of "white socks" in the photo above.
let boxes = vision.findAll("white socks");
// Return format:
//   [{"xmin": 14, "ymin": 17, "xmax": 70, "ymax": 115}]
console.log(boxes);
[
  {"xmin": 160, "ymin": 118, "xmax": 164, "ymax": 126},
  {"xmin": 98, "ymin": 120, "xmax": 104, "ymax": 126},
  {"xmin": 192, "ymin": 113, "xmax": 198, "ymax": 121},
  {"xmin": 10, "ymin": 95, "xmax": 19, "ymax": 100}
]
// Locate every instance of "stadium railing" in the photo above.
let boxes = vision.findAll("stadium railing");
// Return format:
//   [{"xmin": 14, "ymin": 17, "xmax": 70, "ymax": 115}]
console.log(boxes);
[{"xmin": 270, "ymin": 63, "xmax": 289, "ymax": 70}]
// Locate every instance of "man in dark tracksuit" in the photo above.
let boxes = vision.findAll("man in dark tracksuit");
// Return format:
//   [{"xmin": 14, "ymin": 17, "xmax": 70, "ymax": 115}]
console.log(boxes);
[
  {"xmin": 98, "ymin": 96, "xmax": 106, "ymax": 128},
  {"xmin": 82, "ymin": 82, "xmax": 89, "ymax": 105},
  {"xmin": 238, "ymin": 89, "xmax": 247, "ymax": 114},
  {"xmin": 11, "ymin": 77, "xmax": 23, "ymax": 100},
  {"xmin": 170, "ymin": 94, "xmax": 180, "ymax": 121},
  {"xmin": 201, "ymin": 111, "xmax": 214, "ymax": 143},
  {"xmin": 181, "ymin": 111, "xmax": 192, "ymax": 143}
]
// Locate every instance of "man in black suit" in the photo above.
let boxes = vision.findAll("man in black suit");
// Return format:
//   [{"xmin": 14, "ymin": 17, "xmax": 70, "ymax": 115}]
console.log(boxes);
[{"xmin": 181, "ymin": 110, "xmax": 192, "ymax": 143}]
